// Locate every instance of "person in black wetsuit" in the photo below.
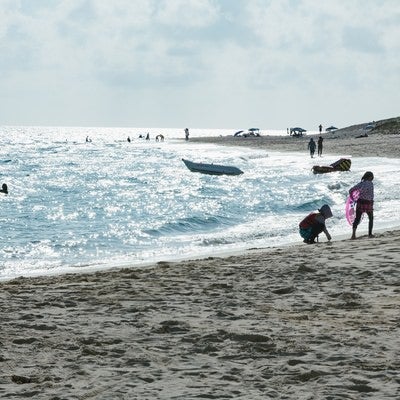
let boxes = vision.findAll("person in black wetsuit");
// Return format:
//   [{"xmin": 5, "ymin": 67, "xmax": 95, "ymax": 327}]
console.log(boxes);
[
  {"xmin": 0, "ymin": 183, "xmax": 8, "ymax": 194},
  {"xmin": 308, "ymin": 138, "xmax": 316, "ymax": 158},
  {"xmin": 317, "ymin": 136, "xmax": 323, "ymax": 156}
]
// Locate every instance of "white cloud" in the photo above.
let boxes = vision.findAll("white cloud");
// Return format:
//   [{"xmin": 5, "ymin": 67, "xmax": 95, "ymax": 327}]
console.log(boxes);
[
  {"xmin": 156, "ymin": 0, "xmax": 219, "ymax": 27},
  {"xmin": 241, "ymin": 0, "xmax": 400, "ymax": 95},
  {"xmin": 0, "ymin": 0, "xmax": 399, "ymax": 127}
]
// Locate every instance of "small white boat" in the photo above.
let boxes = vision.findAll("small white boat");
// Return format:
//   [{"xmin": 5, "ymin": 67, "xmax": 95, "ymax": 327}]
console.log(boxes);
[{"xmin": 182, "ymin": 159, "xmax": 243, "ymax": 176}]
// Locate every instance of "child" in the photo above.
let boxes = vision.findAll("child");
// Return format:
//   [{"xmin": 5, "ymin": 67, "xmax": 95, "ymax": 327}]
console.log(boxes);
[
  {"xmin": 349, "ymin": 171, "xmax": 374, "ymax": 239},
  {"xmin": 0, "ymin": 183, "xmax": 7, "ymax": 194},
  {"xmin": 299, "ymin": 204, "xmax": 333, "ymax": 244}
]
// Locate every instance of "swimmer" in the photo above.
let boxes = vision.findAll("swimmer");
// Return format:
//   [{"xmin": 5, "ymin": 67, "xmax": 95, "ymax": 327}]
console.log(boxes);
[{"xmin": 0, "ymin": 183, "xmax": 8, "ymax": 194}]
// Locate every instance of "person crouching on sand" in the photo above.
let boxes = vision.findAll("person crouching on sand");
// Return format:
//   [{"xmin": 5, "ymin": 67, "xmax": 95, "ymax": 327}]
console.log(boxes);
[
  {"xmin": 349, "ymin": 171, "xmax": 374, "ymax": 239},
  {"xmin": 299, "ymin": 204, "xmax": 332, "ymax": 244}
]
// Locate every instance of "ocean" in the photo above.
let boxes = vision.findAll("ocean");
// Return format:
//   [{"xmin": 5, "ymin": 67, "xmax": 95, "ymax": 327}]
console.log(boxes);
[{"xmin": 1, "ymin": 125, "xmax": 400, "ymax": 280}]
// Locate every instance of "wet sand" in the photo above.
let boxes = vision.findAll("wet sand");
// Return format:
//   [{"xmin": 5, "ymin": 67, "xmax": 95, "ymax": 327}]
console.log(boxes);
[{"xmin": 1, "ymin": 231, "xmax": 400, "ymax": 399}]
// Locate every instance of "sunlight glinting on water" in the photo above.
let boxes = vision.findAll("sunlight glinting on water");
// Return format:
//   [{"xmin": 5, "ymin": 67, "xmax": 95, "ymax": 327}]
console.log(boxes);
[{"xmin": 1, "ymin": 126, "xmax": 400, "ymax": 279}]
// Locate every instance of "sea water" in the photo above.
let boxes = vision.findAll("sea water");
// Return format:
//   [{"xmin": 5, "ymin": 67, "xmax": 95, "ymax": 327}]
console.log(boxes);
[{"xmin": 1, "ymin": 126, "xmax": 400, "ymax": 280}]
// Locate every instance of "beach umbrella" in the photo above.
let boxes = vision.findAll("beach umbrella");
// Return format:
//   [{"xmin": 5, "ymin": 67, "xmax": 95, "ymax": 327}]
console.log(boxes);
[
  {"xmin": 326, "ymin": 126, "xmax": 338, "ymax": 132},
  {"xmin": 247, "ymin": 128, "xmax": 261, "ymax": 136},
  {"xmin": 363, "ymin": 123, "xmax": 375, "ymax": 130}
]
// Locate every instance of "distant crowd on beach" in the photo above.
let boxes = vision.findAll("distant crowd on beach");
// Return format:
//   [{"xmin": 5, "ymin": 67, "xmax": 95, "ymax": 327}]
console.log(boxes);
[{"xmin": 86, "ymin": 128, "xmax": 191, "ymax": 144}]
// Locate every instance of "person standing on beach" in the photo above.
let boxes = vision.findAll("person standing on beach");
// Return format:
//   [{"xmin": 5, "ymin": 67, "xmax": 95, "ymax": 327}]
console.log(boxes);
[
  {"xmin": 299, "ymin": 204, "xmax": 333, "ymax": 244},
  {"xmin": 349, "ymin": 171, "xmax": 374, "ymax": 239},
  {"xmin": 317, "ymin": 136, "xmax": 323, "ymax": 156},
  {"xmin": 185, "ymin": 128, "xmax": 189, "ymax": 141},
  {"xmin": 319, "ymin": 124, "xmax": 322, "ymax": 133},
  {"xmin": 308, "ymin": 138, "xmax": 316, "ymax": 158}
]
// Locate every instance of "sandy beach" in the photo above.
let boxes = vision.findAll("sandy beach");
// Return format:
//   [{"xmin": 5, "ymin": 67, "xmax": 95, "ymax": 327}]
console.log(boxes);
[
  {"xmin": 1, "ymin": 231, "xmax": 400, "ymax": 399},
  {"xmin": 191, "ymin": 119, "xmax": 400, "ymax": 158},
  {"xmin": 1, "ymin": 118, "xmax": 400, "ymax": 399}
]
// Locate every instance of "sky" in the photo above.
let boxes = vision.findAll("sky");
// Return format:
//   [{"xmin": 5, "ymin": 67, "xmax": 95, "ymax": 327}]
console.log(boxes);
[{"xmin": 0, "ymin": 0, "xmax": 399, "ymax": 130}]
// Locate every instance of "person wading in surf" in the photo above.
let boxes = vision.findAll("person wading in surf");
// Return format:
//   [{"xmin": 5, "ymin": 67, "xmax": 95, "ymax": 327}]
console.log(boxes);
[{"xmin": 0, "ymin": 183, "xmax": 8, "ymax": 194}]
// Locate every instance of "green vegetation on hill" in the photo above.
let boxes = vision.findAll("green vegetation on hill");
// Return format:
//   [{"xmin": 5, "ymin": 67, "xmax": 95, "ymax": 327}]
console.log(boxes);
[
  {"xmin": 373, "ymin": 117, "xmax": 400, "ymax": 134},
  {"xmin": 336, "ymin": 116, "xmax": 400, "ymax": 136}
]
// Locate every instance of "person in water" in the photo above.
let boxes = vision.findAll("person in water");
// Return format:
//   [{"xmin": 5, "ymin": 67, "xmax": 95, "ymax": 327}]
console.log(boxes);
[
  {"xmin": 349, "ymin": 171, "xmax": 374, "ymax": 239},
  {"xmin": 0, "ymin": 183, "xmax": 8, "ymax": 194},
  {"xmin": 317, "ymin": 136, "xmax": 323, "ymax": 156},
  {"xmin": 308, "ymin": 138, "xmax": 316, "ymax": 158},
  {"xmin": 299, "ymin": 204, "xmax": 333, "ymax": 244}
]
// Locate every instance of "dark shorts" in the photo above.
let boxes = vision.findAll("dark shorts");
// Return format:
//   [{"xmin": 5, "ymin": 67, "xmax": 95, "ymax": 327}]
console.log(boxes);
[
  {"xmin": 299, "ymin": 223, "xmax": 324, "ymax": 241},
  {"xmin": 299, "ymin": 227, "xmax": 312, "ymax": 240},
  {"xmin": 357, "ymin": 199, "xmax": 373, "ymax": 213}
]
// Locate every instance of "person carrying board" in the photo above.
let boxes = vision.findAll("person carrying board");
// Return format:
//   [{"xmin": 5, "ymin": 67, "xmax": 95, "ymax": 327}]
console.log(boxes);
[{"xmin": 349, "ymin": 171, "xmax": 374, "ymax": 239}]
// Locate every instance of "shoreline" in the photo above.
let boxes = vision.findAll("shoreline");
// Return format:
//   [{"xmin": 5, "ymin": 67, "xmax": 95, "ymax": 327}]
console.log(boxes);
[{"xmin": 2, "ymin": 221, "xmax": 399, "ymax": 283}]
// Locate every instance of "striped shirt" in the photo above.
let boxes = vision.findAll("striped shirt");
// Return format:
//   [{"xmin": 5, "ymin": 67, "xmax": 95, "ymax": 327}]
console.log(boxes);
[{"xmin": 350, "ymin": 180, "xmax": 374, "ymax": 201}]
